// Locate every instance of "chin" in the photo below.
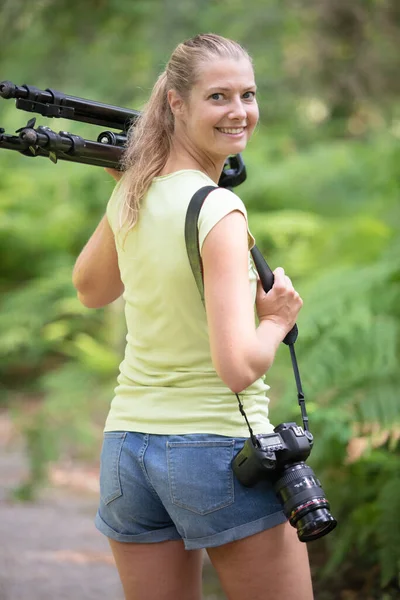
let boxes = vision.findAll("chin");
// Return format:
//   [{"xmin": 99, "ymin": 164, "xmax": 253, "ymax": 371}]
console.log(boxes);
[
  {"xmin": 219, "ymin": 139, "xmax": 248, "ymax": 154},
  {"xmin": 227, "ymin": 142, "xmax": 247, "ymax": 155}
]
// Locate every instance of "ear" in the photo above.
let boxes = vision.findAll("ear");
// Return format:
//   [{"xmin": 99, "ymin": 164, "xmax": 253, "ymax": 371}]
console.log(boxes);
[{"xmin": 168, "ymin": 89, "xmax": 186, "ymax": 118}]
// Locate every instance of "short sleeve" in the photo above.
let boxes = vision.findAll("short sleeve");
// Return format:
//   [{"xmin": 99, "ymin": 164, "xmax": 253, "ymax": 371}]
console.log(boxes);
[
  {"xmin": 198, "ymin": 187, "xmax": 255, "ymax": 254},
  {"xmin": 106, "ymin": 176, "xmax": 126, "ymax": 234}
]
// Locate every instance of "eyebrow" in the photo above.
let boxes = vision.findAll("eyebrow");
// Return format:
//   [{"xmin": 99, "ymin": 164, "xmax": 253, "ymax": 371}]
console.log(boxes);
[{"xmin": 207, "ymin": 84, "xmax": 257, "ymax": 93}]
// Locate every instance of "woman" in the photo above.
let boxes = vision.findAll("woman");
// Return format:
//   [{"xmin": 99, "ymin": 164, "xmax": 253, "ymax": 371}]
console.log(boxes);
[{"xmin": 72, "ymin": 33, "xmax": 313, "ymax": 600}]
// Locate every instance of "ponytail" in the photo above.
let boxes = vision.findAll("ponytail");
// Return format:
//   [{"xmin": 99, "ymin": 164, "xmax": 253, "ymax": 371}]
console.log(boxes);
[{"xmin": 119, "ymin": 71, "xmax": 174, "ymax": 231}]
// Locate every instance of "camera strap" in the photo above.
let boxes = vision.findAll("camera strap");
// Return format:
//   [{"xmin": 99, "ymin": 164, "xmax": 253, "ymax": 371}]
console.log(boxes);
[{"xmin": 185, "ymin": 186, "xmax": 310, "ymax": 440}]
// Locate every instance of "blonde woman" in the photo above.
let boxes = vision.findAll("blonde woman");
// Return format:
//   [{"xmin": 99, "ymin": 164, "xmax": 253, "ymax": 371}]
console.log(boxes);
[{"xmin": 73, "ymin": 33, "xmax": 312, "ymax": 600}]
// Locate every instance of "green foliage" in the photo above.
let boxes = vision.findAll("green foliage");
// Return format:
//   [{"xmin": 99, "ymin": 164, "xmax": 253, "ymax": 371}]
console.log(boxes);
[
  {"xmin": 0, "ymin": 143, "xmax": 120, "ymax": 498},
  {"xmin": 11, "ymin": 362, "xmax": 115, "ymax": 501},
  {"xmin": 12, "ymin": 411, "xmax": 59, "ymax": 502},
  {"xmin": 268, "ymin": 207, "xmax": 400, "ymax": 587},
  {"xmin": 244, "ymin": 134, "xmax": 400, "ymax": 217}
]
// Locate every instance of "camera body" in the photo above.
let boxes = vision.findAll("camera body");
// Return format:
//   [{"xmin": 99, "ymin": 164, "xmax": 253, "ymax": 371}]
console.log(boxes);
[
  {"xmin": 232, "ymin": 422, "xmax": 337, "ymax": 542},
  {"xmin": 232, "ymin": 422, "xmax": 314, "ymax": 486}
]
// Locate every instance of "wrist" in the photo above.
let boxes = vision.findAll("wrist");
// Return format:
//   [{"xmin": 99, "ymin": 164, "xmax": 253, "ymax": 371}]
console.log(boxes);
[{"xmin": 257, "ymin": 317, "xmax": 288, "ymax": 344}]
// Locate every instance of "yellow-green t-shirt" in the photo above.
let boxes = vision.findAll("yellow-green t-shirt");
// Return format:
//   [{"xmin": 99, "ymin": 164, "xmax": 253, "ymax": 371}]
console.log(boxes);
[{"xmin": 104, "ymin": 169, "xmax": 274, "ymax": 438}]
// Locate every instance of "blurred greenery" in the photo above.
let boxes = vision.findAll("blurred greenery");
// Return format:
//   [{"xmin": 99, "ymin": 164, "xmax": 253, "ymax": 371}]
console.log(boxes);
[{"xmin": 0, "ymin": 0, "xmax": 399, "ymax": 597}]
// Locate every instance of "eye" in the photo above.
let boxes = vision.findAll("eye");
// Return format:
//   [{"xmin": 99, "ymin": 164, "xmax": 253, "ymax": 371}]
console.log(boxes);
[
  {"xmin": 209, "ymin": 92, "xmax": 223, "ymax": 101},
  {"xmin": 243, "ymin": 91, "xmax": 256, "ymax": 100}
]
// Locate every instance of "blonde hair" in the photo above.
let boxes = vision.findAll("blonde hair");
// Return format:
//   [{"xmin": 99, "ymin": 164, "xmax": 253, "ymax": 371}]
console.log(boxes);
[{"xmin": 119, "ymin": 33, "xmax": 252, "ymax": 231}]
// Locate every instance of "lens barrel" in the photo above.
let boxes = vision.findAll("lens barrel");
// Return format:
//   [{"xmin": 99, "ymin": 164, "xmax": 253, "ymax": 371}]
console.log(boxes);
[{"xmin": 274, "ymin": 462, "xmax": 337, "ymax": 542}]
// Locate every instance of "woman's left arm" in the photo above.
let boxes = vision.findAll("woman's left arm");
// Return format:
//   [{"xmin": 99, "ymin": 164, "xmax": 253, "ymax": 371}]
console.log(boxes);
[{"xmin": 72, "ymin": 214, "xmax": 124, "ymax": 308}]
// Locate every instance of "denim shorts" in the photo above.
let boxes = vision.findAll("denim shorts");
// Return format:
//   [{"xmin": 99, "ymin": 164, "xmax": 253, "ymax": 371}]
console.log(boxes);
[{"xmin": 95, "ymin": 431, "xmax": 287, "ymax": 550}]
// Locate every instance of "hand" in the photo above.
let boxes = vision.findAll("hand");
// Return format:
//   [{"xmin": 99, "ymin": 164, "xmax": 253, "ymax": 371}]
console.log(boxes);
[
  {"xmin": 256, "ymin": 267, "xmax": 303, "ymax": 335},
  {"xmin": 104, "ymin": 167, "xmax": 123, "ymax": 182}
]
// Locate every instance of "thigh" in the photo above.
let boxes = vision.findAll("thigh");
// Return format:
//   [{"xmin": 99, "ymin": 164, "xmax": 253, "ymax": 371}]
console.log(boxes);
[
  {"xmin": 207, "ymin": 522, "xmax": 314, "ymax": 600},
  {"xmin": 109, "ymin": 539, "xmax": 203, "ymax": 600}
]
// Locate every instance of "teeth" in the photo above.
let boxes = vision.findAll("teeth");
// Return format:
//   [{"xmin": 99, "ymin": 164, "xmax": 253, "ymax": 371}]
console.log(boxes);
[{"xmin": 218, "ymin": 127, "xmax": 244, "ymax": 134}]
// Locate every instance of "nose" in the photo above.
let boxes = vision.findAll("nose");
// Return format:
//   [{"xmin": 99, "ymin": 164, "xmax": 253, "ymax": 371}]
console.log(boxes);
[{"xmin": 228, "ymin": 95, "xmax": 247, "ymax": 121}]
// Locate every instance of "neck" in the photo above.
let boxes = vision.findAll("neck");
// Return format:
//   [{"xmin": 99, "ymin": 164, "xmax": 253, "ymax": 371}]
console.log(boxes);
[{"xmin": 161, "ymin": 139, "xmax": 225, "ymax": 184}]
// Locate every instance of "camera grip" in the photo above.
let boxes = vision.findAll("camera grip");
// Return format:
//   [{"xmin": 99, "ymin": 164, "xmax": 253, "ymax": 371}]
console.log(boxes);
[{"xmin": 250, "ymin": 246, "xmax": 298, "ymax": 345}]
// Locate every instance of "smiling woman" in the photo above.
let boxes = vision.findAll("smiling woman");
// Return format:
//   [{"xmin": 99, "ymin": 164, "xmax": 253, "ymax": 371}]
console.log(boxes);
[{"xmin": 72, "ymin": 33, "xmax": 310, "ymax": 600}]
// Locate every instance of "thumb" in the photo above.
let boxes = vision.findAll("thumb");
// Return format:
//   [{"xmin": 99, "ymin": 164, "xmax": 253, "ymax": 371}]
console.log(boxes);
[{"xmin": 272, "ymin": 267, "xmax": 285, "ymax": 286}]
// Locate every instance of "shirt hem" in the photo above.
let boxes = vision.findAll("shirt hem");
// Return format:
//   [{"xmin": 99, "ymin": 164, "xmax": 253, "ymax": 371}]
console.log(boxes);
[{"xmin": 103, "ymin": 420, "xmax": 275, "ymax": 438}]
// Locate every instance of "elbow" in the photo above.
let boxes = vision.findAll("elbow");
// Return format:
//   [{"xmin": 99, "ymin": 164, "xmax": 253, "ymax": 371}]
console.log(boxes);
[
  {"xmin": 76, "ymin": 291, "xmax": 102, "ymax": 309},
  {"xmin": 72, "ymin": 268, "xmax": 87, "ymax": 296},
  {"xmin": 74, "ymin": 279, "xmax": 125, "ymax": 308},
  {"xmin": 72, "ymin": 276, "xmax": 96, "ymax": 308},
  {"xmin": 227, "ymin": 375, "xmax": 259, "ymax": 395},
  {"xmin": 221, "ymin": 374, "xmax": 255, "ymax": 395},
  {"xmin": 75, "ymin": 288, "xmax": 124, "ymax": 309},
  {"xmin": 72, "ymin": 270, "xmax": 124, "ymax": 308},
  {"xmin": 228, "ymin": 380, "xmax": 252, "ymax": 395},
  {"xmin": 215, "ymin": 364, "xmax": 260, "ymax": 395},
  {"xmin": 213, "ymin": 349, "xmax": 274, "ymax": 394}
]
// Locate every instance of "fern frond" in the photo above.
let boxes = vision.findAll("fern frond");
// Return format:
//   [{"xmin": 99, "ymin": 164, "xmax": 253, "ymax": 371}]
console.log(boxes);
[
  {"xmin": 300, "ymin": 315, "xmax": 399, "ymax": 396},
  {"xmin": 354, "ymin": 382, "xmax": 400, "ymax": 429},
  {"xmin": 378, "ymin": 476, "xmax": 400, "ymax": 586},
  {"xmin": 299, "ymin": 262, "xmax": 399, "ymax": 339}
]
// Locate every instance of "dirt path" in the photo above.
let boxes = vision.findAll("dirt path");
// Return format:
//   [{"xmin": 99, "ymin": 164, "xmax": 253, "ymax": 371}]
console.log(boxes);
[
  {"xmin": 0, "ymin": 448, "xmax": 125, "ymax": 599},
  {"xmin": 0, "ymin": 414, "xmax": 222, "ymax": 600}
]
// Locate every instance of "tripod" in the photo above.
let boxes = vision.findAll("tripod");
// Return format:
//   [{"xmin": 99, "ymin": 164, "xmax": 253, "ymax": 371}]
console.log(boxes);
[{"xmin": 0, "ymin": 80, "xmax": 246, "ymax": 188}]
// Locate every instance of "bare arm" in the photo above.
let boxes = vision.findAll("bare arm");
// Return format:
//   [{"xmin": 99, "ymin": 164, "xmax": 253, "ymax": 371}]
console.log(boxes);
[
  {"xmin": 202, "ymin": 211, "xmax": 302, "ymax": 393},
  {"xmin": 72, "ymin": 214, "xmax": 124, "ymax": 308}
]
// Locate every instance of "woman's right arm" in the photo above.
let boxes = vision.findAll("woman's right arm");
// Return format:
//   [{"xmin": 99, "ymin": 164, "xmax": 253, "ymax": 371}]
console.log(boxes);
[{"xmin": 202, "ymin": 210, "xmax": 303, "ymax": 394}]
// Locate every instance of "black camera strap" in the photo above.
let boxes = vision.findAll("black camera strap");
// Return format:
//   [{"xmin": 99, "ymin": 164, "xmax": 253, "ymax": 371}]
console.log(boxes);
[{"xmin": 185, "ymin": 186, "xmax": 310, "ymax": 440}]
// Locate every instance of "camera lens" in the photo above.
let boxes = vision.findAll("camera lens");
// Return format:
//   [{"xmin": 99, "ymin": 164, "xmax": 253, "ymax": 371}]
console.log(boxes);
[{"xmin": 274, "ymin": 462, "xmax": 337, "ymax": 542}]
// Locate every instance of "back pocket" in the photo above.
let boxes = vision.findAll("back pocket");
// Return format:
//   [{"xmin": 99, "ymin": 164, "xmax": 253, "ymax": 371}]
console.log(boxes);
[
  {"xmin": 167, "ymin": 439, "xmax": 235, "ymax": 515},
  {"xmin": 99, "ymin": 432, "xmax": 127, "ymax": 505}
]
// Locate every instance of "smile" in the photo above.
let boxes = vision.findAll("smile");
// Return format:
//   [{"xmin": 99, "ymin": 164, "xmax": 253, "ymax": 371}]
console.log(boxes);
[{"xmin": 216, "ymin": 127, "xmax": 245, "ymax": 134}]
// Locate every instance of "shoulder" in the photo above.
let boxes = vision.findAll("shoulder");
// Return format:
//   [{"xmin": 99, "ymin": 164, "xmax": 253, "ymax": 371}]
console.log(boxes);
[
  {"xmin": 201, "ymin": 186, "xmax": 247, "ymax": 215},
  {"xmin": 198, "ymin": 187, "xmax": 254, "ymax": 252},
  {"xmin": 151, "ymin": 169, "xmax": 213, "ymax": 190}
]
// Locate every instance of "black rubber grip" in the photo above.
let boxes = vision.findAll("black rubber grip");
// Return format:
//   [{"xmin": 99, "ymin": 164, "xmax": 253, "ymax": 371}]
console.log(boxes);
[{"xmin": 250, "ymin": 246, "xmax": 298, "ymax": 345}]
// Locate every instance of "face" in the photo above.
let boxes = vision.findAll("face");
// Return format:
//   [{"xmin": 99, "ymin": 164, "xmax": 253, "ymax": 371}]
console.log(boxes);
[{"xmin": 171, "ymin": 57, "xmax": 259, "ymax": 163}]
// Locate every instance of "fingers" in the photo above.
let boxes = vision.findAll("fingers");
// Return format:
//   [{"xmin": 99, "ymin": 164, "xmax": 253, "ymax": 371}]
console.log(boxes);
[
  {"xmin": 256, "ymin": 266, "xmax": 303, "ymax": 326},
  {"xmin": 272, "ymin": 267, "xmax": 291, "ymax": 293},
  {"xmin": 104, "ymin": 167, "xmax": 123, "ymax": 181},
  {"xmin": 273, "ymin": 267, "xmax": 285, "ymax": 284},
  {"xmin": 285, "ymin": 275, "xmax": 294, "ymax": 290},
  {"xmin": 273, "ymin": 268, "xmax": 296, "ymax": 290},
  {"xmin": 258, "ymin": 267, "xmax": 301, "ymax": 301},
  {"xmin": 273, "ymin": 268, "xmax": 302, "ymax": 305}
]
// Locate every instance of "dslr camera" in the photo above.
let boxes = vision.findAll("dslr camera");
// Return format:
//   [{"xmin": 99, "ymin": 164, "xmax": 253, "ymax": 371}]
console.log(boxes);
[{"xmin": 232, "ymin": 422, "xmax": 337, "ymax": 542}]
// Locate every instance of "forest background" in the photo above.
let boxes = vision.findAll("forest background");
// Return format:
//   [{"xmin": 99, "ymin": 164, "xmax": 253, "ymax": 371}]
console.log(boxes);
[{"xmin": 0, "ymin": 0, "xmax": 399, "ymax": 598}]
